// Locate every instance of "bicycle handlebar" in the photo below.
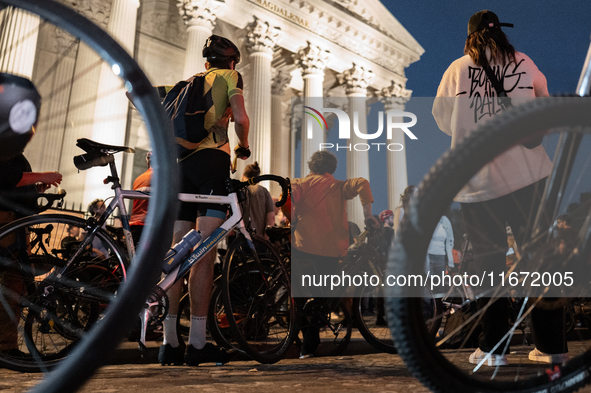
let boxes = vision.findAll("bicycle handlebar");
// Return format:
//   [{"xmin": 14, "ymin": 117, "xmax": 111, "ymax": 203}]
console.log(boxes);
[
  {"xmin": 36, "ymin": 189, "xmax": 67, "ymax": 212},
  {"xmin": 243, "ymin": 174, "xmax": 290, "ymax": 207}
]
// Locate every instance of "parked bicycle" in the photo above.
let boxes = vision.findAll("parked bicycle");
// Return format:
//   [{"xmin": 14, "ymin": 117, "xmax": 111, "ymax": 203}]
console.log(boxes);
[
  {"xmin": 177, "ymin": 232, "xmax": 293, "ymax": 363},
  {"xmin": 348, "ymin": 225, "xmax": 441, "ymax": 354}
]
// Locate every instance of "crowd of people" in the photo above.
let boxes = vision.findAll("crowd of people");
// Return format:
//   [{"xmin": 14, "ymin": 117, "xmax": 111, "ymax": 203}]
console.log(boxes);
[{"xmin": 0, "ymin": 9, "xmax": 576, "ymax": 370}]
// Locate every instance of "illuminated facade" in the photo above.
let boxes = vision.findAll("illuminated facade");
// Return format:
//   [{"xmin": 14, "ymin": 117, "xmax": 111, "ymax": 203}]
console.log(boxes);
[{"xmin": 3, "ymin": 0, "xmax": 423, "ymax": 225}]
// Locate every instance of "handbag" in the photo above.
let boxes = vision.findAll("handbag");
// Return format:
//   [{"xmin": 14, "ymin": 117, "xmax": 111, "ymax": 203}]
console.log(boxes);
[{"xmin": 482, "ymin": 59, "xmax": 543, "ymax": 149}]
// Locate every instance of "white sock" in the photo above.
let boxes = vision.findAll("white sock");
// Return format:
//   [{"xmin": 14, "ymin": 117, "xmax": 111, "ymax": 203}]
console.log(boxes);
[
  {"xmin": 188, "ymin": 316, "xmax": 207, "ymax": 349},
  {"xmin": 162, "ymin": 315, "xmax": 179, "ymax": 347}
]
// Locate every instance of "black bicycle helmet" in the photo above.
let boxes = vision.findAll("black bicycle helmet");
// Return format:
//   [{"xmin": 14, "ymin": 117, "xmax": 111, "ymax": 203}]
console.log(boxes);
[
  {"xmin": 0, "ymin": 73, "xmax": 41, "ymax": 162},
  {"xmin": 202, "ymin": 35, "xmax": 241, "ymax": 64}
]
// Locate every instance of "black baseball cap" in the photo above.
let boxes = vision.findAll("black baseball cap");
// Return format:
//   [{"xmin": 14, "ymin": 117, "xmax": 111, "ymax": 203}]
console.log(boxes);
[{"xmin": 468, "ymin": 10, "xmax": 514, "ymax": 36}]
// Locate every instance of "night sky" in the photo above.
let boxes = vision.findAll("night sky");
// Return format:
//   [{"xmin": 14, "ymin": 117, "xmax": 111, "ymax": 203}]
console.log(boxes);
[{"xmin": 369, "ymin": 0, "xmax": 590, "ymax": 213}]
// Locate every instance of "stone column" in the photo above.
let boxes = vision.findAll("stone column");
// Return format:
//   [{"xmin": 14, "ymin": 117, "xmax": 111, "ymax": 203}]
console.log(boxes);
[
  {"xmin": 343, "ymin": 63, "xmax": 373, "ymax": 227},
  {"xmin": 24, "ymin": 28, "xmax": 78, "ymax": 177},
  {"xmin": 245, "ymin": 18, "xmax": 282, "ymax": 178},
  {"xmin": 85, "ymin": 0, "xmax": 140, "ymax": 206},
  {"xmin": 270, "ymin": 69, "xmax": 291, "ymax": 195},
  {"xmin": 0, "ymin": 7, "xmax": 40, "ymax": 77},
  {"xmin": 293, "ymin": 42, "xmax": 330, "ymax": 176},
  {"xmin": 57, "ymin": 1, "xmax": 111, "ymax": 209},
  {"xmin": 381, "ymin": 81, "xmax": 412, "ymax": 211},
  {"xmin": 0, "ymin": 6, "xmax": 41, "ymax": 176},
  {"xmin": 178, "ymin": 0, "xmax": 225, "ymax": 78}
]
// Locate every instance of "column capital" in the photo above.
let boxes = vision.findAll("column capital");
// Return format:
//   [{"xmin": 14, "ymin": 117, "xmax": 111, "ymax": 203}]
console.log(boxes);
[
  {"xmin": 177, "ymin": 0, "xmax": 225, "ymax": 30},
  {"xmin": 342, "ymin": 62, "xmax": 373, "ymax": 96},
  {"xmin": 271, "ymin": 69, "xmax": 291, "ymax": 95},
  {"xmin": 293, "ymin": 41, "xmax": 331, "ymax": 76},
  {"xmin": 245, "ymin": 17, "xmax": 282, "ymax": 55},
  {"xmin": 54, "ymin": 27, "xmax": 78, "ymax": 54},
  {"xmin": 67, "ymin": 0, "xmax": 110, "ymax": 28},
  {"xmin": 380, "ymin": 81, "xmax": 412, "ymax": 108}
]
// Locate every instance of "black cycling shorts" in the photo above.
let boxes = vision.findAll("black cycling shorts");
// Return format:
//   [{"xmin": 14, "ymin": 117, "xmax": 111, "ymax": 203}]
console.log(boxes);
[{"xmin": 177, "ymin": 148, "xmax": 231, "ymax": 222}]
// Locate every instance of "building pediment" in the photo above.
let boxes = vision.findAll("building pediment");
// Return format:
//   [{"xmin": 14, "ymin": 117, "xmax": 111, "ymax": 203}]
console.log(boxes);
[
  {"xmin": 325, "ymin": 0, "xmax": 422, "ymax": 54},
  {"xmin": 221, "ymin": 0, "xmax": 423, "ymax": 83}
]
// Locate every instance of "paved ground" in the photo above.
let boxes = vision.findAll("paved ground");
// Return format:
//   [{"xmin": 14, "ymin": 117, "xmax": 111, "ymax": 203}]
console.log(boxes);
[
  {"xmin": 1, "ymin": 356, "xmax": 429, "ymax": 393},
  {"xmin": 4, "ymin": 337, "xmax": 591, "ymax": 393},
  {"xmin": 0, "ymin": 338, "xmax": 431, "ymax": 393}
]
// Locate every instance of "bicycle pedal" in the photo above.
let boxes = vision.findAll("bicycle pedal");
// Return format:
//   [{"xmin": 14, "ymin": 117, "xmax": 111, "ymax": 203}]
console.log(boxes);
[{"xmin": 137, "ymin": 341, "xmax": 148, "ymax": 358}]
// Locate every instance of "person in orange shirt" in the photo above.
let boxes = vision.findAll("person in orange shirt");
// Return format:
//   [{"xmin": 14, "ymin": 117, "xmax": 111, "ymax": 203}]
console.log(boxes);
[
  {"xmin": 290, "ymin": 150, "xmax": 378, "ymax": 357},
  {"xmin": 129, "ymin": 151, "xmax": 152, "ymax": 246},
  {"xmin": 291, "ymin": 151, "xmax": 378, "ymax": 259}
]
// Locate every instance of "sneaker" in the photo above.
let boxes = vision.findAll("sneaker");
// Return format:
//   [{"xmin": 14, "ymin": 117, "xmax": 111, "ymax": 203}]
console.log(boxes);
[
  {"xmin": 184, "ymin": 342, "xmax": 234, "ymax": 366},
  {"xmin": 468, "ymin": 348, "xmax": 508, "ymax": 366},
  {"xmin": 528, "ymin": 348, "xmax": 569, "ymax": 364},
  {"xmin": 158, "ymin": 343, "xmax": 186, "ymax": 366},
  {"xmin": 299, "ymin": 353, "xmax": 314, "ymax": 359}
]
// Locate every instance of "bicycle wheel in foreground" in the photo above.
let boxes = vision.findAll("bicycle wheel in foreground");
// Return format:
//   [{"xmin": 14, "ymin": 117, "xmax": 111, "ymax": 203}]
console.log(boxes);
[
  {"xmin": 222, "ymin": 235, "xmax": 296, "ymax": 364},
  {"xmin": 0, "ymin": 1, "xmax": 177, "ymax": 391},
  {"xmin": 386, "ymin": 96, "xmax": 591, "ymax": 393}
]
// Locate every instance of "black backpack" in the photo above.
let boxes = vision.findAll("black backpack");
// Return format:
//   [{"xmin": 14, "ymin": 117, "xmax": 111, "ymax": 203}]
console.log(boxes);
[{"xmin": 160, "ymin": 71, "xmax": 214, "ymax": 159}]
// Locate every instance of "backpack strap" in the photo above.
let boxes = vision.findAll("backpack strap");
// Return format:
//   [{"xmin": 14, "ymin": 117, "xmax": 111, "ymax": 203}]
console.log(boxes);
[{"xmin": 481, "ymin": 58, "xmax": 512, "ymax": 109}]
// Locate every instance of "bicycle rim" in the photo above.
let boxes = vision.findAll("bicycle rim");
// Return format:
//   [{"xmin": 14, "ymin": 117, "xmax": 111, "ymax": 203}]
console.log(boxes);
[
  {"xmin": 352, "ymin": 282, "xmax": 396, "ymax": 354},
  {"xmin": 207, "ymin": 283, "xmax": 240, "ymax": 350},
  {"xmin": 386, "ymin": 96, "xmax": 591, "ymax": 392},
  {"xmin": 222, "ymin": 236, "xmax": 296, "ymax": 364},
  {"xmin": 300, "ymin": 298, "xmax": 352, "ymax": 357},
  {"xmin": 0, "ymin": 0, "xmax": 177, "ymax": 390}
]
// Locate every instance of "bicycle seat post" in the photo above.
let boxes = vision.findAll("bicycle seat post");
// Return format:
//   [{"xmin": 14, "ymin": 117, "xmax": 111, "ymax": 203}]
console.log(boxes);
[{"xmin": 105, "ymin": 158, "xmax": 122, "ymax": 190}]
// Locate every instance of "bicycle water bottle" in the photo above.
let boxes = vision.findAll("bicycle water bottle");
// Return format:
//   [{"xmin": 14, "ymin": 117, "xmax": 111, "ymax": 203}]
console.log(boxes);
[{"xmin": 162, "ymin": 229, "xmax": 202, "ymax": 274}]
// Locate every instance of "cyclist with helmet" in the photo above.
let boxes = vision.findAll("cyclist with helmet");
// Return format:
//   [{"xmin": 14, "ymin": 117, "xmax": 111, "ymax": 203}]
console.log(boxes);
[
  {"xmin": 0, "ymin": 74, "xmax": 62, "ymax": 357},
  {"xmin": 0, "ymin": 73, "xmax": 62, "ymax": 216},
  {"xmin": 158, "ymin": 35, "xmax": 250, "ymax": 367},
  {"xmin": 379, "ymin": 209, "xmax": 394, "ymax": 229}
]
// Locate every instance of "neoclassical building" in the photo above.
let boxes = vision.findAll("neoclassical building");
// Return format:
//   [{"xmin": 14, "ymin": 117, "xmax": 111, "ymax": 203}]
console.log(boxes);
[{"xmin": 1, "ymin": 0, "xmax": 423, "ymax": 225}]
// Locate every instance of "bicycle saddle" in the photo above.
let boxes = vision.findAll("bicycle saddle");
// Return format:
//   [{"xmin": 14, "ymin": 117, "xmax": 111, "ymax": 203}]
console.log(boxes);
[{"xmin": 76, "ymin": 138, "xmax": 135, "ymax": 154}]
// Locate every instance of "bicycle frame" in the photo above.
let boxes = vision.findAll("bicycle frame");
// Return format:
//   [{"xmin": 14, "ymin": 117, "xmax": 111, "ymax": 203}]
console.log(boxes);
[
  {"xmin": 158, "ymin": 192, "xmax": 248, "ymax": 291},
  {"xmin": 55, "ymin": 160, "xmax": 135, "ymax": 282},
  {"xmin": 84, "ymin": 159, "xmax": 255, "ymax": 275},
  {"xmin": 76, "ymin": 162, "xmax": 262, "ymax": 349},
  {"xmin": 136, "ymin": 190, "xmax": 269, "ymax": 349},
  {"xmin": 99, "ymin": 168, "xmax": 269, "ymax": 350}
]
